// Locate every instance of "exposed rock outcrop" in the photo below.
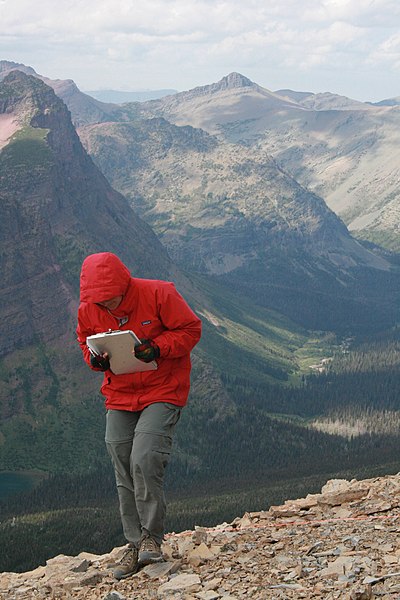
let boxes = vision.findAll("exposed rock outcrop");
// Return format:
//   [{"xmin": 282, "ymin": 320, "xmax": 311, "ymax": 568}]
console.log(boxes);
[
  {"xmin": 1, "ymin": 474, "xmax": 399, "ymax": 599},
  {"xmin": 0, "ymin": 61, "xmax": 118, "ymax": 127}
]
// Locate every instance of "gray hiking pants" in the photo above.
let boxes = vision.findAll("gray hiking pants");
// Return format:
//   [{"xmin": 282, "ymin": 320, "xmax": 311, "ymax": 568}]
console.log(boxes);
[{"xmin": 105, "ymin": 402, "xmax": 181, "ymax": 546}]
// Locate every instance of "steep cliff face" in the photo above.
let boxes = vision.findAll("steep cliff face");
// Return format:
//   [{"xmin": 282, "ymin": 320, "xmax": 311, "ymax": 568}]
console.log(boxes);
[{"xmin": 0, "ymin": 71, "xmax": 175, "ymax": 359}]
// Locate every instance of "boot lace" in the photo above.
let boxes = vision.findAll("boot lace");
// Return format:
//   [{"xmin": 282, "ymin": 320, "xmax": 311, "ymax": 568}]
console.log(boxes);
[
  {"xmin": 141, "ymin": 535, "xmax": 159, "ymax": 553},
  {"xmin": 119, "ymin": 545, "xmax": 136, "ymax": 566}
]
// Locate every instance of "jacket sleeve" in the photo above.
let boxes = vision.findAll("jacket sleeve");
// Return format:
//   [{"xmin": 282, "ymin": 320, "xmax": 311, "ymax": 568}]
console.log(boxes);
[
  {"xmin": 153, "ymin": 283, "xmax": 202, "ymax": 358},
  {"xmin": 76, "ymin": 304, "xmax": 106, "ymax": 371}
]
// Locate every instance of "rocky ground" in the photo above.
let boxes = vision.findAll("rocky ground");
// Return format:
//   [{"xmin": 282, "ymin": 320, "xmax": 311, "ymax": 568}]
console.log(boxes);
[{"xmin": 1, "ymin": 475, "xmax": 399, "ymax": 599}]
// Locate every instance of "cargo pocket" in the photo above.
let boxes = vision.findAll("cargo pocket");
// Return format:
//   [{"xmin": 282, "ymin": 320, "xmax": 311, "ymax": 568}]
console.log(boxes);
[{"xmin": 163, "ymin": 403, "xmax": 182, "ymax": 429}]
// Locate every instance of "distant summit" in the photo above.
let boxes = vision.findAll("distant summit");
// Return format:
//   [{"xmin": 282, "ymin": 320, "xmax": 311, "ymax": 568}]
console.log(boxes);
[
  {"xmin": 131, "ymin": 72, "xmax": 302, "ymax": 135},
  {"xmin": 0, "ymin": 60, "xmax": 37, "ymax": 78},
  {"xmin": 151, "ymin": 72, "xmax": 287, "ymax": 105},
  {"xmin": 205, "ymin": 72, "xmax": 256, "ymax": 91},
  {"xmin": 85, "ymin": 88, "xmax": 177, "ymax": 103},
  {"xmin": 371, "ymin": 96, "xmax": 400, "ymax": 107},
  {"xmin": 276, "ymin": 88, "xmax": 372, "ymax": 111}
]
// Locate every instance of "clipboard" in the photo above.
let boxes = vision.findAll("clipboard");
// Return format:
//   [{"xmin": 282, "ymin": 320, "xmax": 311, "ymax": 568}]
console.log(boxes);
[{"xmin": 86, "ymin": 330, "xmax": 158, "ymax": 375}]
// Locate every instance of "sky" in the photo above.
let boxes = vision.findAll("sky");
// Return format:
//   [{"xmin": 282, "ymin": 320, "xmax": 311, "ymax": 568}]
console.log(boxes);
[{"xmin": 1, "ymin": 0, "xmax": 400, "ymax": 101}]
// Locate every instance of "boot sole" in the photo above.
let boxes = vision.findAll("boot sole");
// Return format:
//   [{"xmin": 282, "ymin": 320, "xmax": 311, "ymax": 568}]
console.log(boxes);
[
  {"xmin": 113, "ymin": 567, "xmax": 139, "ymax": 580},
  {"xmin": 138, "ymin": 553, "xmax": 164, "ymax": 567}
]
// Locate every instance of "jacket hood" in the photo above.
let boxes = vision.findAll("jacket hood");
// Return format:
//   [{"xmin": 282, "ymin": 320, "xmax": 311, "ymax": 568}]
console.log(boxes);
[{"xmin": 79, "ymin": 253, "xmax": 132, "ymax": 303}]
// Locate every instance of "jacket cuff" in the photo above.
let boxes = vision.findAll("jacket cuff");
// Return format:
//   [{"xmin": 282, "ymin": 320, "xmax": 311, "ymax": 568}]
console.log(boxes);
[{"xmin": 154, "ymin": 338, "xmax": 170, "ymax": 358}]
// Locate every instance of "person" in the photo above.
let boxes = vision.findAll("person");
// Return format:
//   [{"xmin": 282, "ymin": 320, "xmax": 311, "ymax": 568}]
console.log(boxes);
[{"xmin": 76, "ymin": 252, "xmax": 202, "ymax": 580}]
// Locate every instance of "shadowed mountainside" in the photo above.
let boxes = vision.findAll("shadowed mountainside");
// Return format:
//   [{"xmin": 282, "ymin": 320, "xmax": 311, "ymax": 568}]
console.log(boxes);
[
  {"xmin": 79, "ymin": 109, "xmax": 399, "ymax": 333},
  {"xmin": 0, "ymin": 70, "xmax": 176, "ymax": 358}
]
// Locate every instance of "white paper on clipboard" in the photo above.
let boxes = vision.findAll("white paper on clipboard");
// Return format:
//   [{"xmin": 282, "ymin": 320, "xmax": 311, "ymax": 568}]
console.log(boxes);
[{"xmin": 86, "ymin": 330, "xmax": 158, "ymax": 375}]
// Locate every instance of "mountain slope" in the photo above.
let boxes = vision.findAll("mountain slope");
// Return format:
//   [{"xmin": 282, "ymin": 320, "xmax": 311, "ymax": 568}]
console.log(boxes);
[
  {"xmin": 125, "ymin": 72, "xmax": 304, "ymax": 135},
  {"xmin": 254, "ymin": 105, "xmax": 400, "ymax": 250},
  {"xmin": 0, "ymin": 71, "xmax": 176, "ymax": 355},
  {"xmin": 127, "ymin": 73, "xmax": 400, "ymax": 251},
  {"xmin": 0, "ymin": 71, "xmax": 340, "ymax": 479},
  {"xmin": 80, "ymin": 113, "xmax": 399, "ymax": 333}
]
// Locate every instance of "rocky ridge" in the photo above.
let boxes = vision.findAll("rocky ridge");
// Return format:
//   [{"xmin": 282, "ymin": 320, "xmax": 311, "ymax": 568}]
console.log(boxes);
[
  {"xmin": 2, "ymin": 474, "xmax": 399, "ymax": 599},
  {"xmin": 275, "ymin": 90, "xmax": 372, "ymax": 112},
  {"xmin": 0, "ymin": 61, "xmax": 118, "ymax": 126}
]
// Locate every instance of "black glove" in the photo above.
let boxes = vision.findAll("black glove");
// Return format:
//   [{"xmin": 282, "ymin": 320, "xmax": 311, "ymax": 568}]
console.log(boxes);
[
  {"xmin": 134, "ymin": 339, "xmax": 160, "ymax": 363},
  {"xmin": 90, "ymin": 353, "xmax": 110, "ymax": 371}
]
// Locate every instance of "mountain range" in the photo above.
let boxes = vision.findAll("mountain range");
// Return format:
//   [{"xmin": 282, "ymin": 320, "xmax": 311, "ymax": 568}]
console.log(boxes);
[
  {"xmin": 76, "ymin": 74, "xmax": 399, "ymax": 332},
  {"xmin": 0, "ymin": 64, "xmax": 398, "ymax": 414},
  {"xmin": 85, "ymin": 89, "xmax": 177, "ymax": 103},
  {"xmin": 2, "ymin": 61, "xmax": 399, "ymax": 252},
  {"xmin": 0, "ymin": 69, "xmax": 343, "ymax": 477},
  {"xmin": 0, "ymin": 63, "xmax": 399, "ymax": 572},
  {"xmin": 120, "ymin": 71, "xmax": 400, "ymax": 252}
]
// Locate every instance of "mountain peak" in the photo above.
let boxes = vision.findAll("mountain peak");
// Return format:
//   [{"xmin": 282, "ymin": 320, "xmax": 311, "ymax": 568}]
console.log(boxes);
[
  {"xmin": 2, "ymin": 68, "xmax": 47, "ymax": 93},
  {"xmin": 189, "ymin": 72, "xmax": 257, "ymax": 97},
  {"xmin": 216, "ymin": 72, "xmax": 255, "ymax": 90},
  {"xmin": 0, "ymin": 62, "xmax": 118, "ymax": 127},
  {"xmin": 146, "ymin": 72, "xmax": 259, "ymax": 106},
  {"xmin": 0, "ymin": 70, "xmax": 63, "ymax": 128},
  {"xmin": 0, "ymin": 70, "xmax": 68, "ymax": 133},
  {"xmin": 0, "ymin": 60, "xmax": 37, "ymax": 79}
]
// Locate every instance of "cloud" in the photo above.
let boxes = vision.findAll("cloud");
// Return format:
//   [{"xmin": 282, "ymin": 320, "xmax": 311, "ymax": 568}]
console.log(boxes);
[
  {"xmin": 1, "ymin": 0, "xmax": 399, "ymax": 98},
  {"xmin": 368, "ymin": 32, "xmax": 400, "ymax": 69}
]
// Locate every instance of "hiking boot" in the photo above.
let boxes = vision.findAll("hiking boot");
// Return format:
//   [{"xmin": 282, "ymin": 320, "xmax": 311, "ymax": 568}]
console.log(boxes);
[
  {"xmin": 138, "ymin": 534, "xmax": 164, "ymax": 566},
  {"xmin": 112, "ymin": 544, "xmax": 139, "ymax": 580}
]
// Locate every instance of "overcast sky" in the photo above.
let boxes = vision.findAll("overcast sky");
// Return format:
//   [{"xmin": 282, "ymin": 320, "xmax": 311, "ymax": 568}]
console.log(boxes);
[{"xmin": 1, "ymin": 0, "xmax": 400, "ymax": 101}]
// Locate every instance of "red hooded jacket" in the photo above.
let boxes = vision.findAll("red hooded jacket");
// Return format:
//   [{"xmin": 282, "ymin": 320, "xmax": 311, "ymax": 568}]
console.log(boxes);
[{"xmin": 76, "ymin": 253, "xmax": 202, "ymax": 411}]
